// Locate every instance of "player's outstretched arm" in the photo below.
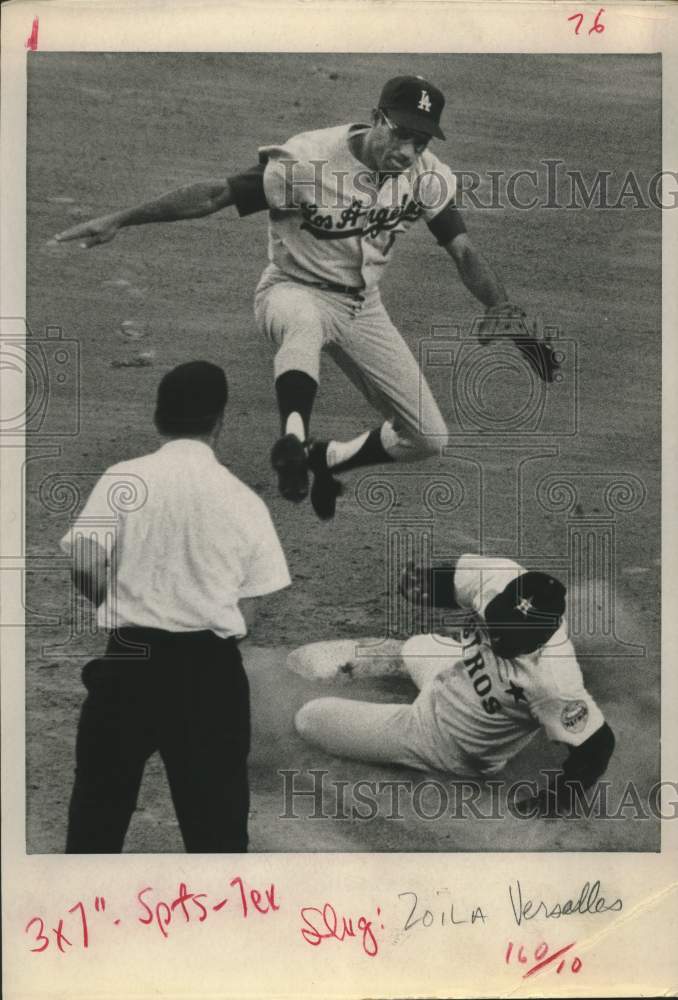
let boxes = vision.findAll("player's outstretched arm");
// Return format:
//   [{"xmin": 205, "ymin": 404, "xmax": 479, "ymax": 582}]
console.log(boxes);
[
  {"xmin": 444, "ymin": 233, "xmax": 508, "ymax": 308},
  {"xmin": 54, "ymin": 179, "xmax": 236, "ymax": 248},
  {"xmin": 444, "ymin": 233, "xmax": 561, "ymax": 383}
]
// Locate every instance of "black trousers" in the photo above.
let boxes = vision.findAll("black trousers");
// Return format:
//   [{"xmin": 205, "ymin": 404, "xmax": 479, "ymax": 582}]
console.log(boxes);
[{"xmin": 65, "ymin": 628, "xmax": 250, "ymax": 854}]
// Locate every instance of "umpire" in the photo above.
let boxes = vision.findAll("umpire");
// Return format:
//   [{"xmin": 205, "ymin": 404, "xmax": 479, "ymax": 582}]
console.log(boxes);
[{"xmin": 60, "ymin": 361, "xmax": 290, "ymax": 853}]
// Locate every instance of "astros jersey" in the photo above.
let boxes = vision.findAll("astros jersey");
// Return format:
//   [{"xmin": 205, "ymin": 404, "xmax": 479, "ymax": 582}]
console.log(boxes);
[
  {"xmin": 417, "ymin": 554, "xmax": 605, "ymax": 774},
  {"xmin": 259, "ymin": 124, "xmax": 457, "ymax": 291}
]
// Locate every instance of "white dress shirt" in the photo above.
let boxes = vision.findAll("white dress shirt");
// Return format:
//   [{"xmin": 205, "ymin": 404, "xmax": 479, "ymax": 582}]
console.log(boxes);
[{"xmin": 60, "ymin": 439, "xmax": 291, "ymax": 639}]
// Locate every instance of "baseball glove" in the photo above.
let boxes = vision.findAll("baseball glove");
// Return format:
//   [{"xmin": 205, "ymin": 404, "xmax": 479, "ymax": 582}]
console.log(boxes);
[{"xmin": 478, "ymin": 302, "xmax": 561, "ymax": 384}]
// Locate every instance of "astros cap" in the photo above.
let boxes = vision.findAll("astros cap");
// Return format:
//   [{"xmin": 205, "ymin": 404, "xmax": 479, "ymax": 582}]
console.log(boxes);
[
  {"xmin": 484, "ymin": 571, "xmax": 566, "ymax": 655},
  {"xmin": 378, "ymin": 75, "xmax": 446, "ymax": 140}
]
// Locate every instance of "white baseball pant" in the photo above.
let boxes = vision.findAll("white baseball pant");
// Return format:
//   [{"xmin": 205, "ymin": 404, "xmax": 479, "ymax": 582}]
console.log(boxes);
[
  {"xmin": 294, "ymin": 634, "xmax": 479, "ymax": 776},
  {"xmin": 254, "ymin": 265, "xmax": 450, "ymax": 461}
]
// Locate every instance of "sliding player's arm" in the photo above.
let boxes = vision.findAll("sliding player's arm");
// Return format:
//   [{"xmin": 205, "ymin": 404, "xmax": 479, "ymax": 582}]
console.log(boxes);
[{"xmin": 515, "ymin": 657, "xmax": 614, "ymax": 817}]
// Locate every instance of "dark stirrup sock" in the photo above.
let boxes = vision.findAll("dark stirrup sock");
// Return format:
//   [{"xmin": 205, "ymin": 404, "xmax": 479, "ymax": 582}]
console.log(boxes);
[
  {"xmin": 275, "ymin": 370, "xmax": 318, "ymax": 437},
  {"xmin": 331, "ymin": 427, "xmax": 395, "ymax": 474}
]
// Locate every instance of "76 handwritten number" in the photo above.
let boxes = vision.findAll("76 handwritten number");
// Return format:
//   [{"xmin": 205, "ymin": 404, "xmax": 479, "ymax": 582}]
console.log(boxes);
[{"xmin": 568, "ymin": 7, "xmax": 605, "ymax": 35}]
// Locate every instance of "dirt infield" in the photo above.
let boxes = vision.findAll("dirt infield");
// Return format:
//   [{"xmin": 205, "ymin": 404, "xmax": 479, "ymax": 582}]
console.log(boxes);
[{"xmin": 25, "ymin": 53, "xmax": 661, "ymax": 852}]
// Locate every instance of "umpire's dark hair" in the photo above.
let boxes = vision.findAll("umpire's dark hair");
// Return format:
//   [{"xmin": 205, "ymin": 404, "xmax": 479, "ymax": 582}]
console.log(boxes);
[{"xmin": 154, "ymin": 360, "xmax": 228, "ymax": 437}]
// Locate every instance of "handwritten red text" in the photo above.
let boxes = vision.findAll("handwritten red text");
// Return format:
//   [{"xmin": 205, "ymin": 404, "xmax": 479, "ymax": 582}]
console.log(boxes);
[
  {"xmin": 25, "ymin": 877, "xmax": 280, "ymax": 953},
  {"xmin": 300, "ymin": 902, "xmax": 383, "ymax": 957},
  {"xmin": 137, "ymin": 877, "xmax": 279, "ymax": 938},
  {"xmin": 25, "ymin": 17, "xmax": 39, "ymax": 51},
  {"xmin": 568, "ymin": 8, "xmax": 605, "ymax": 36},
  {"xmin": 506, "ymin": 940, "xmax": 583, "ymax": 978}
]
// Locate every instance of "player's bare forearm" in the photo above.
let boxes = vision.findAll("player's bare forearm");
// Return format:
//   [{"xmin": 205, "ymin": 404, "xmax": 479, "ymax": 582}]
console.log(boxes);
[
  {"xmin": 445, "ymin": 233, "xmax": 507, "ymax": 308},
  {"xmin": 117, "ymin": 181, "xmax": 235, "ymax": 226},
  {"xmin": 55, "ymin": 180, "xmax": 235, "ymax": 247}
]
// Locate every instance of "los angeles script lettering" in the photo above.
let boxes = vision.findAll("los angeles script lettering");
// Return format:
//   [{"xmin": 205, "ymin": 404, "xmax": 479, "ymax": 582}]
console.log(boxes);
[{"xmin": 300, "ymin": 196, "xmax": 422, "ymax": 241}]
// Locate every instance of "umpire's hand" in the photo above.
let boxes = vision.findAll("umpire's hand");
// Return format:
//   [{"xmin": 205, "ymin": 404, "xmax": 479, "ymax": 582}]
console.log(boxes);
[{"xmin": 54, "ymin": 213, "xmax": 121, "ymax": 248}]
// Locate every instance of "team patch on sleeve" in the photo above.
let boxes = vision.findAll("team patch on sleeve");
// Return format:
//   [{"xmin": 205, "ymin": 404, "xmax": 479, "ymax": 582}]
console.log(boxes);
[{"xmin": 560, "ymin": 699, "xmax": 589, "ymax": 734}]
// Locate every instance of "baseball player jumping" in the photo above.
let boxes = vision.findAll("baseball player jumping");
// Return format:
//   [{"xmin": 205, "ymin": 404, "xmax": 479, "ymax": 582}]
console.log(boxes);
[
  {"xmin": 295, "ymin": 555, "xmax": 615, "ymax": 815},
  {"xmin": 56, "ymin": 75, "xmax": 559, "ymax": 519}
]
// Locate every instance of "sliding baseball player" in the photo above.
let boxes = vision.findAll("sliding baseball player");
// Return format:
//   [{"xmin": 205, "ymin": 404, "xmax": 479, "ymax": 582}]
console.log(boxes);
[{"xmin": 294, "ymin": 554, "xmax": 614, "ymax": 815}]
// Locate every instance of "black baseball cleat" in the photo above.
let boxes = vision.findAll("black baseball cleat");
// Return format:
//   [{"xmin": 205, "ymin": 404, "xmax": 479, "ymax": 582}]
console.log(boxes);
[
  {"xmin": 271, "ymin": 434, "xmax": 309, "ymax": 502},
  {"xmin": 307, "ymin": 440, "xmax": 344, "ymax": 520}
]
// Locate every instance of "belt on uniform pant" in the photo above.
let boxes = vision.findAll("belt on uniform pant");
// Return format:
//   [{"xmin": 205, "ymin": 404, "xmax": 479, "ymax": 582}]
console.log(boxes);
[
  {"xmin": 297, "ymin": 277, "xmax": 366, "ymax": 299},
  {"xmin": 110, "ymin": 626, "xmax": 237, "ymax": 647}
]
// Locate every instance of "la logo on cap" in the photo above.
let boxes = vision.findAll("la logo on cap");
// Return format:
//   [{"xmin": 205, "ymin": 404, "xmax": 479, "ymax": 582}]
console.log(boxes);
[{"xmin": 377, "ymin": 75, "xmax": 446, "ymax": 139}]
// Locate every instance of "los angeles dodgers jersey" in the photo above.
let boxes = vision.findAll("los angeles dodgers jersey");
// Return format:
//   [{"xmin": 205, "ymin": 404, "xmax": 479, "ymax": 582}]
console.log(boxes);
[
  {"xmin": 259, "ymin": 124, "xmax": 457, "ymax": 290},
  {"xmin": 417, "ymin": 554, "xmax": 605, "ymax": 773}
]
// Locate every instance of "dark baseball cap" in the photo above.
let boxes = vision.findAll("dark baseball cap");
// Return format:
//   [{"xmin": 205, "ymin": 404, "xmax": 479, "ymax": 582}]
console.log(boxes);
[
  {"xmin": 155, "ymin": 361, "xmax": 228, "ymax": 433},
  {"xmin": 484, "ymin": 571, "xmax": 566, "ymax": 657},
  {"xmin": 378, "ymin": 75, "xmax": 446, "ymax": 140}
]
